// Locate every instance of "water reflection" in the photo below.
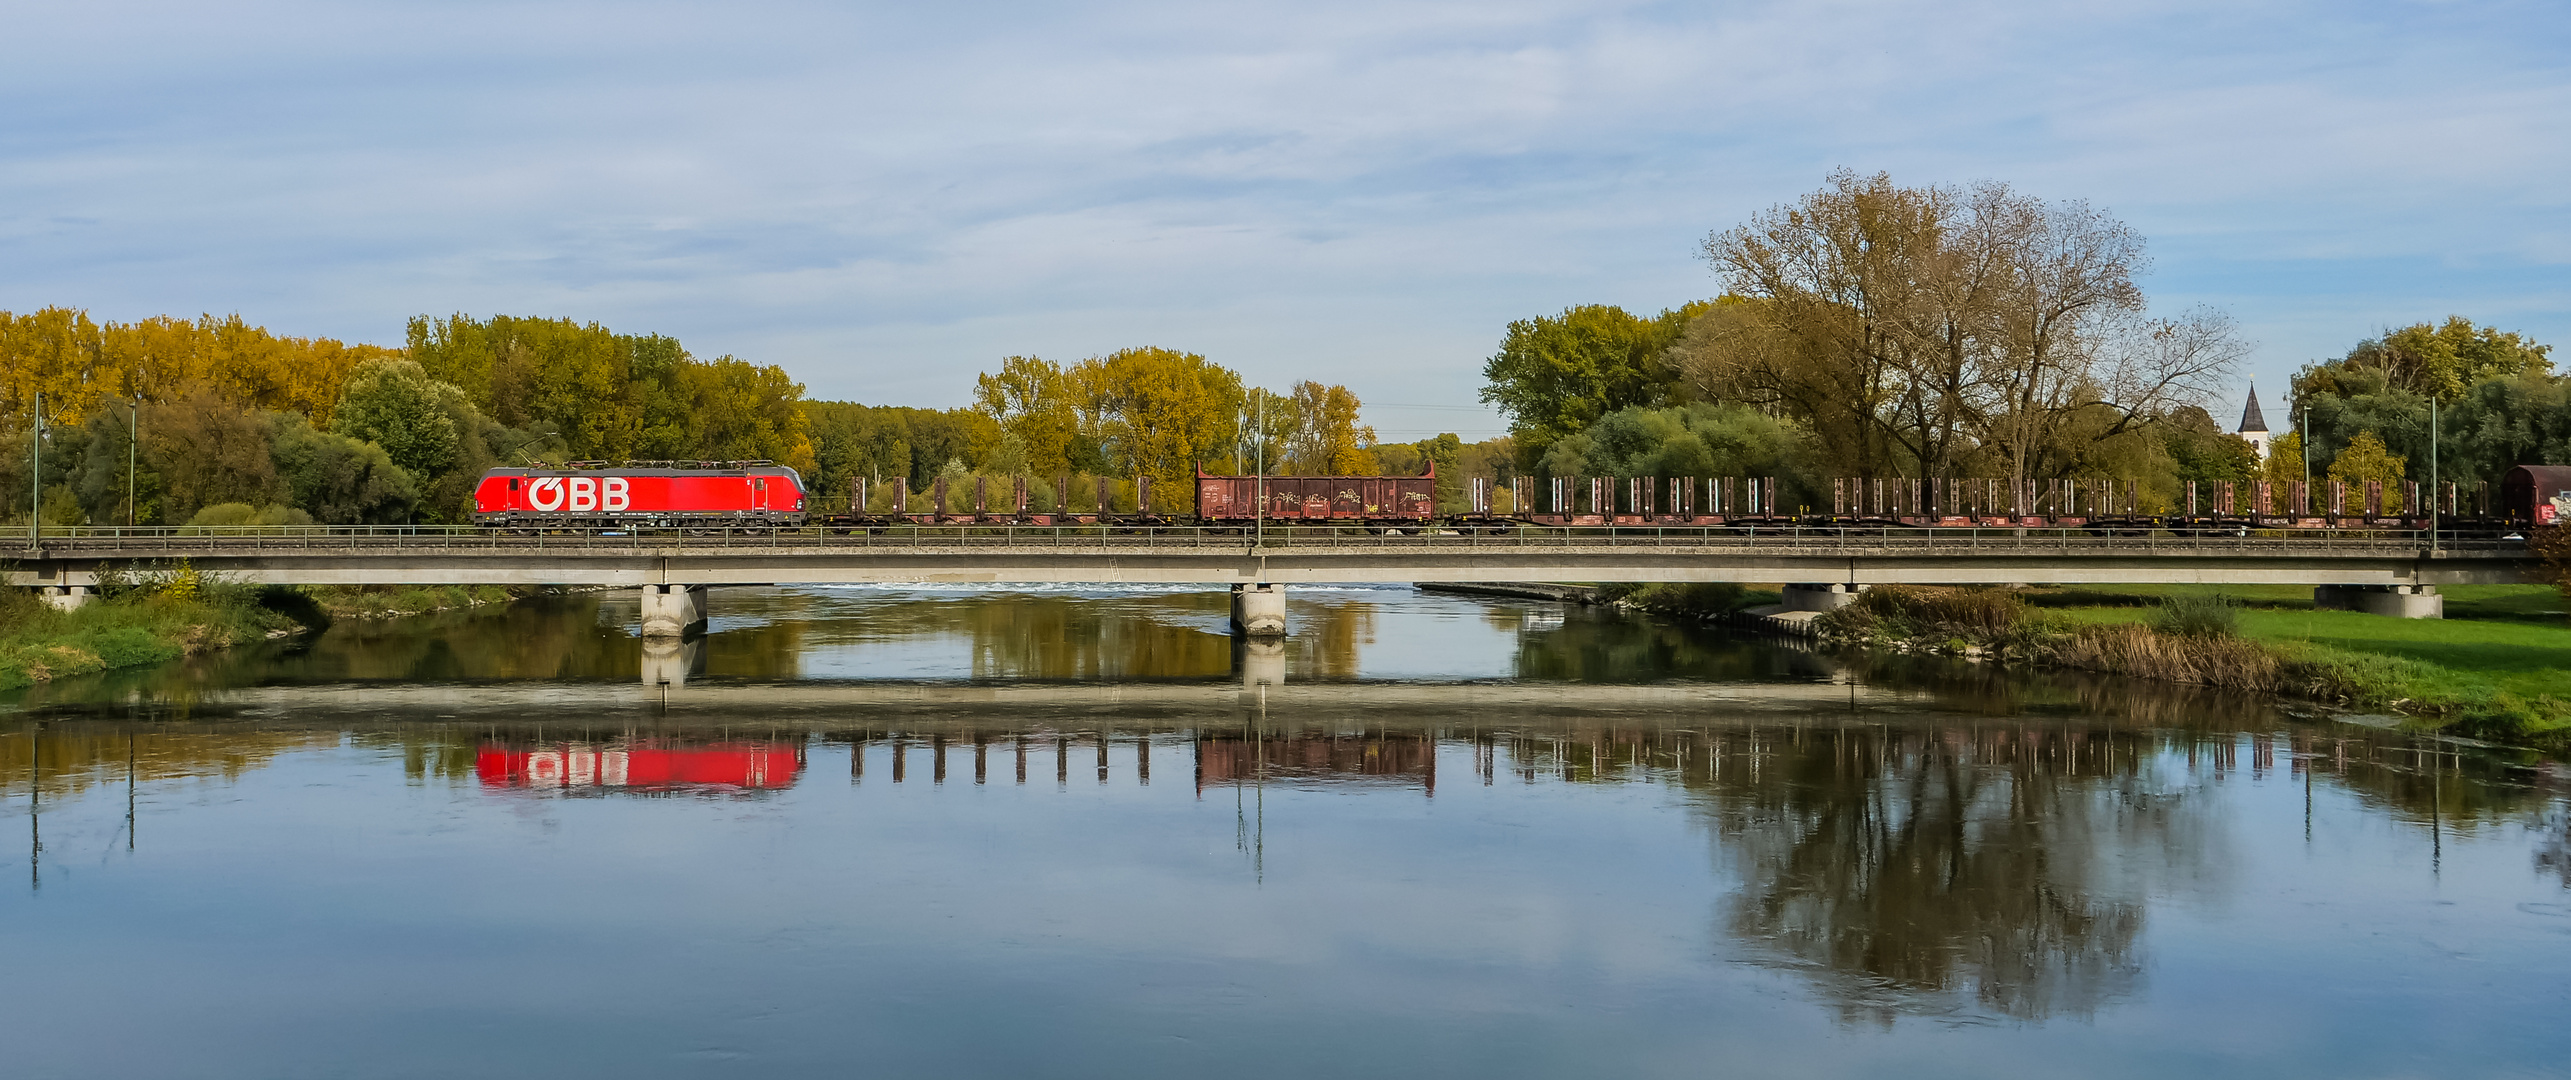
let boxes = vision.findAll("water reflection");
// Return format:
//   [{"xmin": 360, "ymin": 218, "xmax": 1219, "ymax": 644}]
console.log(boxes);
[
  {"xmin": 5, "ymin": 584, "xmax": 2570, "ymax": 1076},
  {"xmin": 3, "ymin": 584, "xmax": 1826, "ymax": 705},
  {"xmin": 1196, "ymin": 730, "xmax": 1437, "ymax": 793},
  {"xmin": 475, "ymin": 740, "xmax": 804, "ymax": 793}
]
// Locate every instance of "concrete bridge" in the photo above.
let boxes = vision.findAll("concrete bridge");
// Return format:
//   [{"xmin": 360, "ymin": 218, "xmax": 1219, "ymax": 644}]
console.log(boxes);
[{"xmin": 9, "ymin": 524, "xmax": 2536, "ymax": 631}]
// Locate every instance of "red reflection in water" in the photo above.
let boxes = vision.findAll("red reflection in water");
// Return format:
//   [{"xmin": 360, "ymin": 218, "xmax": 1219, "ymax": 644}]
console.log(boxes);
[{"xmin": 476, "ymin": 741, "xmax": 802, "ymax": 791}]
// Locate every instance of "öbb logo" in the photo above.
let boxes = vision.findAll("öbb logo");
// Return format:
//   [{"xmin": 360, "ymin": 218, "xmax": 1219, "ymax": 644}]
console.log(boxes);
[{"xmin": 526, "ymin": 475, "xmax": 631, "ymax": 513}]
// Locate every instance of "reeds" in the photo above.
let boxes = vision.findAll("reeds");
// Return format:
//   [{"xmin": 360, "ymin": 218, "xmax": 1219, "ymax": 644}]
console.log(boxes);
[{"xmin": 2038, "ymin": 622, "xmax": 2279, "ymax": 691}]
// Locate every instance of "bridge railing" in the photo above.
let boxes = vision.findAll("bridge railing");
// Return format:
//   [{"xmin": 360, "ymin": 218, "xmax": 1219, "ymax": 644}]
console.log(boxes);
[{"xmin": 12, "ymin": 523, "xmax": 2531, "ymax": 558}]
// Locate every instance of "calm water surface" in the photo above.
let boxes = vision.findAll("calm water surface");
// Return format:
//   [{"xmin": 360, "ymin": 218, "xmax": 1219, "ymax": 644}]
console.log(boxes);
[{"xmin": 4, "ymin": 585, "xmax": 2567, "ymax": 1079}]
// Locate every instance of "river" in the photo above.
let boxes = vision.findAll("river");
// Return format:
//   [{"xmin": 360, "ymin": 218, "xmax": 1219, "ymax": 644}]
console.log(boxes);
[{"xmin": 4, "ymin": 584, "xmax": 2567, "ymax": 1078}]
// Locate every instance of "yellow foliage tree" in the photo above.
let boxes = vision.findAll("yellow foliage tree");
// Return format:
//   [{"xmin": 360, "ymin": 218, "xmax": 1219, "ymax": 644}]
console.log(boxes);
[
  {"xmin": 1284, "ymin": 380, "xmax": 1378, "ymax": 475},
  {"xmin": 2, "ymin": 307, "xmax": 392, "ymax": 426},
  {"xmin": 973, "ymin": 356, "xmax": 1080, "ymax": 478},
  {"xmin": 1070, "ymin": 347, "xmax": 1244, "ymax": 489},
  {"xmin": 2327, "ymin": 430, "xmax": 2407, "ymax": 513},
  {"xmin": 2261, "ymin": 430, "xmax": 2304, "ymax": 487}
]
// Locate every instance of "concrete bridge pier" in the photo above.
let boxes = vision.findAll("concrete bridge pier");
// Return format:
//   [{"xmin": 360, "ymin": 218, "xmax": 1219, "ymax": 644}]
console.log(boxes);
[
  {"xmin": 639, "ymin": 585, "xmax": 709, "ymax": 639},
  {"xmin": 1230, "ymin": 583, "xmax": 1287, "ymax": 637},
  {"xmin": 1780, "ymin": 583, "xmax": 1868, "ymax": 613},
  {"xmin": 36, "ymin": 585, "xmax": 95, "ymax": 612},
  {"xmin": 2314, "ymin": 584, "xmax": 2443, "ymax": 619}
]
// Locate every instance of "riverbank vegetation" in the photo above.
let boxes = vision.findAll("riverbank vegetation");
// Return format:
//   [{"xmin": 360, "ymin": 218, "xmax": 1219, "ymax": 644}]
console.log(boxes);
[
  {"xmin": 1814, "ymin": 583, "xmax": 2571, "ymax": 748},
  {"xmin": 0, "ymin": 564, "xmax": 304, "ymax": 690}
]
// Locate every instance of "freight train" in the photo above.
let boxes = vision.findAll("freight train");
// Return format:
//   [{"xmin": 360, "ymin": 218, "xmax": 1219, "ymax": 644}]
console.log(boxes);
[{"xmin": 473, "ymin": 462, "xmax": 2571, "ymax": 534}]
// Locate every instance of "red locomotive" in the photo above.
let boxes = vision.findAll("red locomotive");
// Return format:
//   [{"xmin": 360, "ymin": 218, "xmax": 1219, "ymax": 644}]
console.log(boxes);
[{"xmin": 472, "ymin": 462, "xmax": 808, "ymax": 528}]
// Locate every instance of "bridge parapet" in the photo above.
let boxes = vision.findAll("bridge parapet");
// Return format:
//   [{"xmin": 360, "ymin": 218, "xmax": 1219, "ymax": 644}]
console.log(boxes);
[{"xmin": 7, "ymin": 524, "xmax": 2537, "ymax": 589}]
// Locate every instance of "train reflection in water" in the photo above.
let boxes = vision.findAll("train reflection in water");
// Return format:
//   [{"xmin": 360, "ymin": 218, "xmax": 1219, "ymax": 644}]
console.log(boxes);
[
  {"xmin": 475, "ymin": 740, "xmax": 804, "ymax": 793},
  {"xmin": 1195, "ymin": 731, "xmax": 1436, "ymax": 794}
]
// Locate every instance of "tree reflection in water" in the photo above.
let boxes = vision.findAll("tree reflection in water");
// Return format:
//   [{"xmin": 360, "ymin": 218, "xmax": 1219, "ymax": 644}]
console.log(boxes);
[
  {"xmin": 1700, "ymin": 726, "xmax": 2172, "ymax": 1024},
  {"xmin": 1472, "ymin": 716, "xmax": 2562, "ymax": 1025}
]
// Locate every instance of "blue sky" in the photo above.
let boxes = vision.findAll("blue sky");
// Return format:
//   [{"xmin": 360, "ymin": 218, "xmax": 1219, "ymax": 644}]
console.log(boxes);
[{"xmin": 3, "ymin": 0, "xmax": 2564, "ymax": 441}]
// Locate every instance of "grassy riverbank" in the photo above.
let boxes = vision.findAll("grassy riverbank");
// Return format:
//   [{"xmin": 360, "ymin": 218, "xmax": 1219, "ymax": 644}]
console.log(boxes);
[
  {"xmin": 0, "ymin": 578, "xmax": 306, "ymax": 690},
  {"xmin": 1820, "ymin": 583, "xmax": 2571, "ymax": 748},
  {"xmin": 2, "ymin": 578, "xmax": 579, "ymax": 690},
  {"xmin": 303, "ymin": 584, "xmax": 522, "ymax": 620}
]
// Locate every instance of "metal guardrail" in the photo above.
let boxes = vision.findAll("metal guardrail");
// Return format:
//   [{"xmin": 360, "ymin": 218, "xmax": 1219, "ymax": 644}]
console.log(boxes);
[{"xmin": 12, "ymin": 524, "xmax": 2532, "ymax": 560}]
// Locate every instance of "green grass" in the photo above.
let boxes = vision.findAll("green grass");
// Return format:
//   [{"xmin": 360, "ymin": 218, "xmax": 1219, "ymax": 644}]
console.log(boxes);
[
  {"xmin": 2022, "ymin": 583, "xmax": 2571, "ymax": 742},
  {"xmin": 2025, "ymin": 582, "xmax": 2566, "ymax": 622},
  {"xmin": 306, "ymin": 584, "xmax": 518, "ymax": 619}
]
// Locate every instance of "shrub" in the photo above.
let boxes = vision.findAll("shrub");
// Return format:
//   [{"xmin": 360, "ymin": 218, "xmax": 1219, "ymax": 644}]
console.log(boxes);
[
  {"xmin": 1843, "ymin": 585, "xmax": 2025, "ymax": 638},
  {"xmin": 185, "ymin": 503, "xmax": 315, "ymax": 529},
  {"xmin": 2152, "ymin": 592, "xmax": 2239, "ymax": 638}
]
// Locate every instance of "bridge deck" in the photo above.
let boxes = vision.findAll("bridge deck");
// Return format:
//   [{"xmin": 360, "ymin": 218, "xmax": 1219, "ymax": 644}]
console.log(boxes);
[{"xmin": 6, "ymin": 525, "xmax": 2537, "ymax": 587}]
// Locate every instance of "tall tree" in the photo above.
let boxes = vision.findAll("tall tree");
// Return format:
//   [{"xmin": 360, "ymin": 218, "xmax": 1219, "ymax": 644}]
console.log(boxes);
[
  {"xmin": 334, "ymin": 358, "xmax": 466, "ymax": 478},
  {"xmin": 1686, "ymin": 170, "xmax": 2241, "ymax": 482},
  {"xmin": 1070, "ymin": 347, "xmax": 1244, "ymax": 488},
  {"xmin": 1480, "ymin": 303, "xmax": 1706, "ymax": 456},
  {"xmin": 973, "ymin": 356, "xmax": 1081, "ymax": 478},
  {"xmin": 2296, "ymin": 317, "xmax": 2553, "ymax": 404},
  {"xmin": 1283, "ymin": 380, "xmax": 1376, "ymax": 474}
]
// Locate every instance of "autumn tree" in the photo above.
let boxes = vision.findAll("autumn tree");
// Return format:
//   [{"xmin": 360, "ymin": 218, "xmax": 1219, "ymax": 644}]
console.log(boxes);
[
  {"xmin": 1282, "ymin": 380, "xmax": 1376, "ymax": 474},
  {"xmin": 2328, "ymin": 430, "xmax": 2407, "ymax": 512},
  {"xmin": 2, "ymin": 307, "xmax": 393, "ymax": 428},
  {"xmin": 974, "ymin": 356, "xmax": 1082, "ymax": 478},
  {"xmin": 2261, "ymin": 431, "xmax": 2306, "ymax": 488},
  {"xmin": 1069, "ymin": 347, "xmax": 1244, "ymax": 488},
  {"xmin": 1683, "ymin": 170, "xmax": 2243, "ymax": 482}
]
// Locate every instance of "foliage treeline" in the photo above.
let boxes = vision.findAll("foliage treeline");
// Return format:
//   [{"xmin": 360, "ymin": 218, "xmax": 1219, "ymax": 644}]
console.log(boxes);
[
  {"xmin": 1473, "ymin": 170, "xmax": 2563, "ymax": 512},
  {"xmin": 2, "ymin": 309, "xmax": 817, "ymax": 526},
  {"xmin": 6, "ymin": 305, "xmax": 1465, "ymax": 524}
]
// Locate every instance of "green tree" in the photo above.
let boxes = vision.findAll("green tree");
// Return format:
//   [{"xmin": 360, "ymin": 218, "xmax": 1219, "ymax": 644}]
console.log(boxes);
[
  {"xmin": 2448, "ymin": 373, "xmax": 2571, "ymax": 486},
  {"xmin": 1481, "ymin": 303, "xmax": 1706, "ymax": 457},
  {"xmin": 2297, "ymin": 317, "xmax": 2552, "ymax": 404},
  {"xmin": 2158, "ymin": 405, "xmax": 2260, "ymax": 485},
  {"xmin": 140, "ymin": 383, "xmax": 280, "ymax": 522},
  {"xmin": 69, "ymin": 407, "xmax": 162, "ymax": 526},
  {"xmin": 268, "ymin": 414, "xmax": 419, "ymax": 524},
  {"xmin": 334, "ymin": 358, "xmax": 466, "ymax": 477}
]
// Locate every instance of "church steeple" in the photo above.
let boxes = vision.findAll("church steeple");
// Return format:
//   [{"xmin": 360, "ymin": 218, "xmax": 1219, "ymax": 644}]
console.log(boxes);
[{"xmin": 2237, "ymin": 387, "xmax": 2272, "ymax": 458}]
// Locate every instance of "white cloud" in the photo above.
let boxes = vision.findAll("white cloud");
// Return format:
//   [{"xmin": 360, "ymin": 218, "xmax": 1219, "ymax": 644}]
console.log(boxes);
[{"xmin": 2, "ymin": 0, "xmax": 2565, "ymax": 436}]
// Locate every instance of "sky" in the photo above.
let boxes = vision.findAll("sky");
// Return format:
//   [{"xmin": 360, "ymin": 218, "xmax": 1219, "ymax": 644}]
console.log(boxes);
[{"xmin": 3, "ymin": 0, "xmax": 2565, "ymax": 442}]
